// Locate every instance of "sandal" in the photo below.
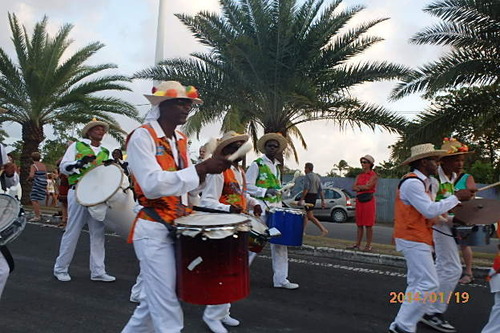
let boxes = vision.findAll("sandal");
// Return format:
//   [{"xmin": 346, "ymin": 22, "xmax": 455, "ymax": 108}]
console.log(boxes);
[
  {"xmin": 459, "ymin": 273, "xmax": 474, "ymax": 284},
  {"xmin": 362, "ymin": 246, "xmax": 373, "ymax": 252},
  {"xmin": 346, "ymin": 244, "xmax": 360, "ymax": 250}
]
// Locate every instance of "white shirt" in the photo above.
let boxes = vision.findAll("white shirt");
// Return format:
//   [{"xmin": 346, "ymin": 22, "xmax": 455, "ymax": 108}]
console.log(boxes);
[
  {"xmin": 246, "ymin": 155, "xmax": 282, "ymax": 209},
  {"xmin": 438, "ymin": 165, "xmax": 457, "ymax": 185},
  {"xmin": 399, "ymin": 169, "xmax": 459, "ymax": 219},
  {"xmin": 60, "ymin": 139, "xmax": 109, "ymax": 176},
  {"xmin": 201, "ymin": 165, "xmax": 259, "ymax": 212},
  {"xmin": 127, "ymin": 121, "xmax": 199, "ymax": 202}
]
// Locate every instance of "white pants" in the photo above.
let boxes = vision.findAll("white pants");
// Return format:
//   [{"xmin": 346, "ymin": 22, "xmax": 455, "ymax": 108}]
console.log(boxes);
[
  {"xmin": 130, "ymin": 272, "xmax": 143, "ymax": 302},
  {"xmin": 429, "ymin": 224, "xmax": 462, "ymax": 314},
  {"xmin": 122, "ymin": 219, "xmax": 183, "ymax": 333},
  {"xmin": 271, "ymin": 244, "xmax": 289, "ymax": 286},
  {"xmin": 204, "ymin": 303, "xmax": 231, "ymax": 321},
  {"xmin": 483, "ymin": 292, "xmax": 500, "ymax": 333},
  {"xmin": 0, "ymin": 252, "xmax": 9, "ymax": 299},
  {"xmin": 54, "ymin": 189, "xmax": 107, "ymax": 277},
  {"xmin": 390, "ymin": 239, "xmax": 439, "ymax": 333}
]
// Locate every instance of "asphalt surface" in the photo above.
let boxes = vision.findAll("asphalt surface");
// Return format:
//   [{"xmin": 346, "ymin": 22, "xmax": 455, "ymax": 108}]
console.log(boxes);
[{"xmin": 0, "ymin": 223, "xmax": 493, "ymax": 332}]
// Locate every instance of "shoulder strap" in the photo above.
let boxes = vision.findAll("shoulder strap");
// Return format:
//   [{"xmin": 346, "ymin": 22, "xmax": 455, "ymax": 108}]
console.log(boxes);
[{"xmin": 398, "ymin": 174, "xmax": 425, "ymax": 189}]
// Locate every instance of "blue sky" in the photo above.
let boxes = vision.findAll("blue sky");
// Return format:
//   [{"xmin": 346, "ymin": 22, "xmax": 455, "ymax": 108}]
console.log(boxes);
[{"xmin": 0, "ymin": 0, "xmax": 445, "ymax": 174}]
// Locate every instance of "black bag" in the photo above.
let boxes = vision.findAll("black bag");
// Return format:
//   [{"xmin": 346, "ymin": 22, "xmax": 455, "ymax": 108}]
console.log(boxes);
[{"xmin": 356, "ymin": 192, "xmax": 373, "ymax": 202}]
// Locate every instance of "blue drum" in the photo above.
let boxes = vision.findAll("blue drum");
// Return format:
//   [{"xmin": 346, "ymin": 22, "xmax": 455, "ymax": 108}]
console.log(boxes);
[{"xmin": 266, "ymin": 207, "xmax": 304, "ymax": 246}]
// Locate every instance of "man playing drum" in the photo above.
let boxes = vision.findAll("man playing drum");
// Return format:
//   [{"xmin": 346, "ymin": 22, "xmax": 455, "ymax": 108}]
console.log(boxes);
[
  {"xmin": 122, "ymin": 81, "xmax": 230, "ymax": 333},
  {"xmin": 53, "ymin": 119, "xmax": 116, "ymax": 283},
  {"xmin": 246, "ymin": 132, "xmax": 299, "ymax": 290},
  {"xmin": 389, "ymin": 143, "xmax": 474, "ymax": 333},
  {"xmin": 199, "ymin": 131, "xmax": 262, "ymax": 333},
  {"xmin": 419, "ymin": 138, "xmax": 477, "ymax": 333}
]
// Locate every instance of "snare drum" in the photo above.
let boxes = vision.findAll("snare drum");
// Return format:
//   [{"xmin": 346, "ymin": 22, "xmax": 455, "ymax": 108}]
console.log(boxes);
[
  {"xmin": 266, "ymin": 207, "xmax": 305, "ymax": 246},
  {"xmin": 175, "ymin": 213, "xmax": 251, "ymax": 305},
  {"xmin": 76, "ymin": 164, "xmax": 135, "ymax": 239},
  {"xmin": 247, "ymin": 215, "xmax": 269, "ymax": 253},
  {"xmin": 0, "ymin": 194, "xmax": 26, "ymax": 246},
  {"xmin": 453, "ymin": 224, "xmax": 495, "ymax": 246}
]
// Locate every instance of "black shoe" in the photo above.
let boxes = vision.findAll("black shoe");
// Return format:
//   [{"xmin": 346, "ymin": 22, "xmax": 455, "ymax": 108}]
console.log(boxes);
[
  {"xmin": 420, "ymin": 313, "xmax": 457, "ymax": 333},
  {"xmin": 388, "ymin": 324, "xmax": 410, "ymax": 333}
]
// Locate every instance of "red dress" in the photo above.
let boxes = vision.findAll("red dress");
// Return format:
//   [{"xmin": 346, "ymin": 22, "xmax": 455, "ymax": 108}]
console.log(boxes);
[{"xmin": 355, "ymin": 170, "xmax": 376, "ymax": 227}]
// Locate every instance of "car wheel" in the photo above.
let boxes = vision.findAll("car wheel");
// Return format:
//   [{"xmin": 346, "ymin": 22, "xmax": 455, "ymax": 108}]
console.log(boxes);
[{"xmin": 331, "ymin": 208, "xmax": 347, "ymax": 223}]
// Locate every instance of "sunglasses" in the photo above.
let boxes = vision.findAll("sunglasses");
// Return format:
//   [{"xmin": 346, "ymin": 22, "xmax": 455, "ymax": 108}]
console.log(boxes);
[
  {"xmin": 171, "ymin": 99, "xmax": 194, "ymax": 108},
  {"xmin": 266, "ymin": 144, "xmax": 279, "ymax": 149},
  {"xmin": 360, "ymin": 160, "xmax": 370, "ymax": 164}
]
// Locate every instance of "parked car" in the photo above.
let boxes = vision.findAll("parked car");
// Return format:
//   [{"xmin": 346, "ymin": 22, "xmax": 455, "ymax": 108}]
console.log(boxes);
[{"xmin": 283, "ymin": 187, "xmax": 356, "ymax": 223}]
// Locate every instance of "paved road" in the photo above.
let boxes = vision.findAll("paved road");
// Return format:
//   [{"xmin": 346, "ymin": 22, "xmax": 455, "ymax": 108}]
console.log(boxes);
[
  {"xmin": 305, "ymin": 220, "xmax": 499, "ymax": 254},
  {"xmin": 0, "ymin": 224, "xmax": 493, "ymax": 332}
]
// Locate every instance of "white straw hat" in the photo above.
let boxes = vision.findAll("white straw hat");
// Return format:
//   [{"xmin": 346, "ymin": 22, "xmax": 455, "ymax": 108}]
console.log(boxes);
[
  {"xmin": 401, "ymin": 143, "xmax": 447, "ymax": 165},
  {"xmin": 257, "ymin": 133, "xmax": 288, "ymax": 153},
  {"xmin": 144, "ymin": 81, "xmax": 203, "ymax": 106}
]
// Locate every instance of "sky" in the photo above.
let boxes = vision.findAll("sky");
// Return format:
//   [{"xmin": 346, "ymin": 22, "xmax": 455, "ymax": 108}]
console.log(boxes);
[{"xmin": 0, "ymin": 0, "xmax": 446, "ymax": 175}]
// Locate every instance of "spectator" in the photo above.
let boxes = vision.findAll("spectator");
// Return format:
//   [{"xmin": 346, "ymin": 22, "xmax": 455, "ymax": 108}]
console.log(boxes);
[
  {"xmin": 28, "ymin": 152, "xmax": 48, "ymax": 222},
  {"xmin": 298, "ymin": 162, "xmax": 328, "ymax": 236},
  {"xmin": 46, "ymin": 173, "xmax": 58, "ymax": 207},
  {"xmin": 349, "ymin": 154, "xmax": 378, "ymax": 252},
  {"xmin": 112, "ymin": 148, "xmax": 130, "ymax": 176},
  {"xmin": 56, "ymin": 158, "xmax": 69, "ymax": 228}
]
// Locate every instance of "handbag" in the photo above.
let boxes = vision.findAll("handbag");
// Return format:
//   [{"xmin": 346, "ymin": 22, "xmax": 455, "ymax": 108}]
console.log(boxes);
[{"xmin": 356, "ymin": 192, "xmax": 373, "ymax": 202}]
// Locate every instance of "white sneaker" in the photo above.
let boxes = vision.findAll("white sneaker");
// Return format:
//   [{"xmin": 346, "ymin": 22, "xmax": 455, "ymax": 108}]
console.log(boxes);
[
  {"xmin": 91, "ymin": 273, "xmax": 116, "ymax": 282},
  {"xmin": 274, "ymin": 282, "xmax": 299, "ymax": 290},
  {"xmin": 54, "ymin": 272, "xmax": 71, "ymax": 282},
  {"xmin": 203, "ymin": 316, "xmax": 228, "ymax": 333},
  {"xmin": 221, "ymin": 315, "xmax": 240, "ymax": 327}
]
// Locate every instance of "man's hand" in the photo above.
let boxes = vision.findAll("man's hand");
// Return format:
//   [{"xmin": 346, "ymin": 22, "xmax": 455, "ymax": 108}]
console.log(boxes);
[
  {"xmin": 103, "ymin": 159, "xmax": 114, "ymax": 166},
  {"xmin": 321, "ymin": 200, "xmax": 326, "ymax": 209},
  {"xmin": 253, "ymin": 205, "xmax": 263, "ymax": 217},
  {"xmin": 297, "ymin": 199, "xmax": 305, "ymax": 206},
  {"xmin": 195, "ymin": 157, "xmax": 231, "ymax": 182},
  {"xmin": 229, "ymin": 205, "xmax": 243, "ymax": 214},
  {"xmin": 455, "ymin": 189, "xmax": 475, "ymax": 201},
  {"xmin": 265, "ymin": 188, "xmax": 278, "ymax": 197}
]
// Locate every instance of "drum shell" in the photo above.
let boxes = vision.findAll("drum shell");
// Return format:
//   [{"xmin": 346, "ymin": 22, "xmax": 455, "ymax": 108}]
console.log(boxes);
[
  {"xmin": 176, "ymin": 231, "xmax": 250, "ymax": 305},
  {"xmin": 266, "ymin": 208, "xmax": 304, "ymax": 246},
  {"xmin": 103, "ymin": 187, "xmax": 135, "ymax": 239},
  {"xmin": 453, "ymin": 224, "xmax": 493, "ymax": 246},
  {"xmin": 0, "ymin": 194, "xmax": 26, "ymax": 246},
  {"xmin": 248, "ymin": 216, "xmax": 269, "ymax": 253}
]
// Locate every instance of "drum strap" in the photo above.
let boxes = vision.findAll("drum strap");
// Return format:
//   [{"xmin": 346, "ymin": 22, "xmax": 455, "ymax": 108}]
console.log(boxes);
[
  {"xmin": 0, "ymin": 246, "xmax": 15, "ymax": 273},
  {"xmin": 140, "ymin": 207, "xmax": 176, "ymax": 239}
]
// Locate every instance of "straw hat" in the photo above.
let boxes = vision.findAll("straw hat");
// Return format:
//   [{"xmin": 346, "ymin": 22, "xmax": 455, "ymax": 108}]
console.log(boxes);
[
  {"xmin": 401, "ymin": 143, "xmax": 447, "ymax": 165},
  {"xmin": 213, "ymin": 131, "xmax": 249, "ymax": 157},
  {"xmin": 81, "ymin": 118, "xmax": 109, "ymax": 137},
  {"xmin": 257, "ymin": 133, "xmax": 288, "ymax": 154},
  {"xmin": 360, "ymin": 154, "xmax": 375, "ymax": 165},
  {"xmin": 144, "ymin": 81, "xmax": 203, "ymax": 106},
  {"xmin": 440, "ymin": 138, "xmax": 474, "ymax": 156}
]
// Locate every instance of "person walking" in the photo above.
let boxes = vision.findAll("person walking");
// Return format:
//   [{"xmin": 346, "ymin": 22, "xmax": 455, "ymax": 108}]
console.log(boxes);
[
  {"xmin": 298, "ymin": 162, "xmax": 328, "ymax": 236},
  {"xmin": 349, "ymin": 154, "xmax": 378, "ymax": 252},
  {"xmin": 28, "ymin": 152, "xmax": 48, "ymax": 222}
]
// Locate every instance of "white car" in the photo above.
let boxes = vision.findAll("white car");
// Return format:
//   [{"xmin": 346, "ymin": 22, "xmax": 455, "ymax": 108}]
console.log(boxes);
[{"xmin": 283, "ymin": 187, "xmax": 356, "ymax": 223}]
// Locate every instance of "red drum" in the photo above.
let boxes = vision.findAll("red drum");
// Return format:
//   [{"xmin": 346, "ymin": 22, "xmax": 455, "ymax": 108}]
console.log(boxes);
[
  {"xmin": 247, "ymin": 215, "xmax": 269, "ymax": 253},
  {"xmin": 175, "ymin": 213, "xmax": 251, "ymax": 305}
]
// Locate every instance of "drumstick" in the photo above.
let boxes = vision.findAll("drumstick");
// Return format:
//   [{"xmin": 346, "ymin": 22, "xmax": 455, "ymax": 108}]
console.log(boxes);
[
  {"xmin": 203, "ymin": 137, "xmax": 218, "ymax": 161},
  {"xmin": 476, "ymin": 181, "xmax": 500, "ymax": 192},
  {"xmin": 227, "ymin": 141, "xmax": 253, "ymax": 162}
]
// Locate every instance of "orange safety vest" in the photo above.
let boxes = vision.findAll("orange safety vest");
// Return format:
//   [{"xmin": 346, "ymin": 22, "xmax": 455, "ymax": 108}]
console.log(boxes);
[
  {"xmin": 393, "ymin": 173, "xmax": 434, "ymax": 246},
  {"xmin": 220, "ymin": 167, "xmax": 247, "ymax": 210},
  {"xmin": 127, "ymin": 125, "xmax": 193, "ymax": 242}
]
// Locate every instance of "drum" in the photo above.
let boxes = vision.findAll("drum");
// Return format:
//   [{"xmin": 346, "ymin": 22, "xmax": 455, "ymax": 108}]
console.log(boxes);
[
  {"xmin": 247, "ymin": 215, "xmax": 269, "ymax": 253},
  {"xmin": 175, "ymin": 212, "xmax": 251, "ymax": 305},
  {"xmin": 266, "ymin": 207, "xmax": 305, "ymax": 246},
  {"xmin": 75, "ymin": 164, "xmax": 135, "ymax": 239},
  {"xmin": 0, "ymin": 194, "xmax": 26, "ymax": 246},
  {"xmin": 453, "ymin": 224, "xmax": 495, "ymax": 246}
]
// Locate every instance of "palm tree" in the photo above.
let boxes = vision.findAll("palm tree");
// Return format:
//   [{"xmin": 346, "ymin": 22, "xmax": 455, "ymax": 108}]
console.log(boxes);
[
  {"xmin": 333, "ymin": 159, "xmax": 349, "ymax": 176},
  {"xmin": 0, "ymin": 13, "xmax": 139, "ymax": 203},
  {"xmin": 134, "ymin": 0, "xmax": 409, "ymax": 160},
  {"xmin": 391, "ymin": 0, "xmax": 500, "ymax": 99}
]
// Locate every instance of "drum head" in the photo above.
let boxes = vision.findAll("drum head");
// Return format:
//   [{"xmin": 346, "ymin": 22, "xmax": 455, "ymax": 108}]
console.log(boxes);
[
  {"xmin": 175, "ymin": 212, "xmax": 249, "ymax": 227},
  {"xmin": 0, "ymin": 194, "xmax": 20, "ymax": 229},
  {"xmin": 452, "ymin": 198, "xmax": 500, "ymax": 225},
  {"xmin": 76, "ymin": 164, "xmax": 123, "ymax": 206},
  {"xmin": 247, "ymin": 215, "xmax": 268, "ymax": 234}
]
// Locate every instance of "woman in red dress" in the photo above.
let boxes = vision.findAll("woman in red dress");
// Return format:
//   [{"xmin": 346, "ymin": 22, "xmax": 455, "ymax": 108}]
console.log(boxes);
[{"xmin": 348, "ymin": 154, "xmax": 378, "ymax": 252}]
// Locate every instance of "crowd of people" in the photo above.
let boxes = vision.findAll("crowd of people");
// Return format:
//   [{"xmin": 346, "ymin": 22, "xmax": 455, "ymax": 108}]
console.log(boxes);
[{"xmin": 0, "ymin": 83, "xmax": 499, "ymax": 333}]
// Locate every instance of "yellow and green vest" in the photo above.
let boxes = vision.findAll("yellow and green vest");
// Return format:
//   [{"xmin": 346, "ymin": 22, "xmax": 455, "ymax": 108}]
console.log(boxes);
[
  {"xmin": 68, "ymin": 141, "xmax": 109, "ymax": 185},
  {"xmin": 254, "ymin": 158, "xmax": 281, "ymax": 203}
]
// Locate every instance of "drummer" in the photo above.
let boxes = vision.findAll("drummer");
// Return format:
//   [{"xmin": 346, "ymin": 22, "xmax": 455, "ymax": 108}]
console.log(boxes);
[
  {"xmin": 53, "ymin": 119, "xmax": 116, "ymax": 283},
  {"xmin": 0, "ymin": 127, "xmax": 20, "ymax": 299},
  {"xmin": 122, "ymin": 81, "xmax": 230, "ymax": 333},
  {"xmin": 199, "ymin": 131, "xmax": 262, "ymax": 333},
  {"xmin": 246, "ymin": 132, "xmax": 299, "ymax": 290},
  {"xmin": 389, "ymin": 143, "xmax": 474, "ymax": 333},
  {"xmin": 419, "ymin": 138, "xmax": 477, "ymax": 333}
]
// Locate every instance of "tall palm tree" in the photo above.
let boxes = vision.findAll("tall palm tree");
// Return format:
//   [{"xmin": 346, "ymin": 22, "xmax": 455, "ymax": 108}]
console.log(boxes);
[
  {"xmin": 134, "ymin": 0, "xmax": 409, "ymax": 160},
  {"xmin": 391, "ymin": 0, "xmax": 500, "ymax": 99},
  {"xmin": 0, "ymin": 13, "xmax": 139, "ymax": 203}
]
